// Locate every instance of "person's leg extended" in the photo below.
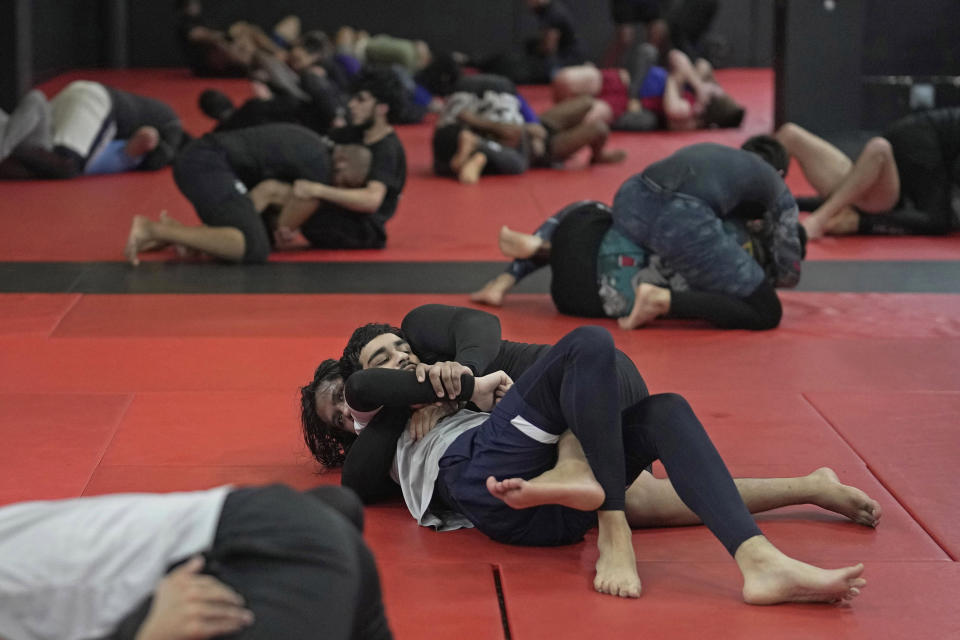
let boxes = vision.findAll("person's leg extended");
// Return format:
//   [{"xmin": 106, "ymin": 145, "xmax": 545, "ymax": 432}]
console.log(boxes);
[
  {"xmin": 471, "ymin": 203, "xmax": 579, "ymax": 306},
  {"xmin": 626, "ymin": 468, "xmax": 881, "ymax": 528},
  {"xmin": 620, "ymin": 393, "xmax": 866, "ymax": 604},
  {"xmin": 489, "ymin": 325, "xmax": 641, "ymax": 597}
]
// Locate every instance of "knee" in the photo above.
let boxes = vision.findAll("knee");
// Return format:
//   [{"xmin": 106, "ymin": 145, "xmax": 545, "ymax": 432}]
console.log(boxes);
[
  {"xmin": 586, "ymin": 100, "xmax": 613, "ymax": 125},
  {"xmin": 241, "ymin": 231, "xmax": 271, "ymax": 264},
  {"xmin": 862, "ymin": 136, "xmax": 894, "ymax": 162},
  {"xmin": 666, "ymin": 49, "xmax": 690, "ymax": 71},
  {"xmin": 774, "ymin": 122, "xmax": 802, "ymax": 147},
  {"xmin": 588, "ymin": 119, "xmax": 610, "ymax": 138},
  {"xmin": 566, "ymin": 325, "xmax": 615, "ymax": 355},
  {"xmin": 645, "ymin": 392, "xmax": 694, "ymax": 422},
  {"xmin": 552, "ymin": 70, "xmax": 575, "ymax": 98}
]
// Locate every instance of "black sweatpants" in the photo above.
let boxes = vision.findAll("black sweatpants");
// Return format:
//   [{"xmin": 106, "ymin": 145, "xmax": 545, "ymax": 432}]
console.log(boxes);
[
  {"xmin": 173, "ymin": 138, "xmax": 272, "ymax": 263},
  {"xmin": 108, "ymin": 485, "xmax": 392, "ymax": 640},
  {"xmin": 439, "ymin": 326, "xmax": 762, "ymax": 552}
]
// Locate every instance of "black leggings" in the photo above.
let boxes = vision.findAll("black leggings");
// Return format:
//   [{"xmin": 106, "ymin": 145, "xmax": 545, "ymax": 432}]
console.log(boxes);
[
  {"xmin": 107, "ymin": 485, "xmax": 391, "ymax": 640},
  {"xmin": 669, "ymin": 280, "xmax": 783, "ymax": 330},
  {"xmin": 173, "ymin": 138, "xmax": 271, "ymax": 263},
  {"xmin": 511, "ymin": 327, "xmax": 761, "ymax": 553}
]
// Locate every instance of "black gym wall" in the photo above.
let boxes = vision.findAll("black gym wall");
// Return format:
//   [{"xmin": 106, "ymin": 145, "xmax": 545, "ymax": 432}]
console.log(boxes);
[{"xmin": 3, "ymin": 0, "xmax": 958, "ymax": 127}]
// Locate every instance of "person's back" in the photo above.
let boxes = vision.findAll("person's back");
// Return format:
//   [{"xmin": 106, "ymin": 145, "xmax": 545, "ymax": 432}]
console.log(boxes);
[
  {"xmin": 642, "ymin": 143, "xmax": 788, "ymax": 215},
  {"xmin": 0, "ymin": 488, "xmax": 230, "ymax": 640},
  {"xmin": 210, "ymin": 122, "xmax": 329, "ymax": 186}
]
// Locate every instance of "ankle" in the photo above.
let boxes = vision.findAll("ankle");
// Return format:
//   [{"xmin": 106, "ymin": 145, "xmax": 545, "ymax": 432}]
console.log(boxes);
[{"xmin": 734, "ymin": 535, "xmax": 778, "ymax": 571}]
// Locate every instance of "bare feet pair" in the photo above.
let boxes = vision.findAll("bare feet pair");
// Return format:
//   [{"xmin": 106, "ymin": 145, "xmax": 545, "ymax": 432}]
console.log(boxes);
[
  {"xmin": 124, "ymin": 212, "xmax": 197, "ymax": 266},
  {"xmin": 469, "ymin": 226, "xmax": 542, "ymax": 306}
]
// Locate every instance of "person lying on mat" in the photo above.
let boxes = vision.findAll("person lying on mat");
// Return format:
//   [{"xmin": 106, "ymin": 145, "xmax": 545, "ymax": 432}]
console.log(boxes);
[
  {"xmin": 0, "ymin": 484, "xmax": 392, "ymax": 640},
  {"xmin": 552, "ymin": 46, "xmax": 744, "ymax": 132},
  {"xmin": 433, "ymin": 92, "xmax": 626, "ymax": 184},
  {"xmin": 775, "ymin": 108, "xmax": 960, "ymax": 239},
  {"xmin": 0, "ymin": 81, "xmax": 184, "ymax": 179},
  {"xmin": 176, "ymin": 0, "xmax": 300, "ymax": 79},
  {"xmin": 324, "ymin": 324, "xmax": 869, "ymax": 602},
  {"xmin": 124, "ymin": 123, "xmax": 372, "ymax": 265},
  {"xmin": 300, "ymin": 305, "xmax": 881, "ymax": 534}
]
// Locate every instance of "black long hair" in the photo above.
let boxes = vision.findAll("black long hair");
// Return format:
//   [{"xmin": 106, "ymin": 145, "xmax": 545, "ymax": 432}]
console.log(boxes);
[{"xmin": 300, "ymin": 359, "xmax": 356, "ymax": 468}]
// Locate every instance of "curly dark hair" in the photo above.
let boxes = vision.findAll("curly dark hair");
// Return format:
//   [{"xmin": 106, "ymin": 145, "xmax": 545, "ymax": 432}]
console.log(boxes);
[
  {"xmin": 352, "ymin": 68, "xmax": 404, "ymax": 121},
  {"xmin": 300, "ymin": 359, "xmax": 356, "ymax": 468},
  {"xmin": 339, "ymin": 322, "xmax": 405, "ymax": 379}
]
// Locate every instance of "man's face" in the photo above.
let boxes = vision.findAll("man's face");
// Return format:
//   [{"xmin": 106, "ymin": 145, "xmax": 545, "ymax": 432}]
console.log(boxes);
[
  {"xmin": 359, "ymin": 333, "xmax": 421, "ymax": 371},
  {"xmin": 348, "ymin": 91, "xmax": 378, "ymax": 128},
  {"xmin": 314, "ymin": 377, "xmax": 352, "ymax": 433}
]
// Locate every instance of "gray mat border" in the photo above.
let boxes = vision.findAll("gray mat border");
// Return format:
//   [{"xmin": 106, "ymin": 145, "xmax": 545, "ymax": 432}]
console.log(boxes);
[{"xmin": 1, "ymin": 261, "xmax": 959, "ymax": 294}]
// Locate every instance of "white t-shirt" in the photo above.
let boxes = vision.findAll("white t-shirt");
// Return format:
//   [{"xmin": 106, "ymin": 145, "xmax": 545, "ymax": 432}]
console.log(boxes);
[{"xmin": 0, "ymin": 487, "xmax": 231, "ymax": 640}]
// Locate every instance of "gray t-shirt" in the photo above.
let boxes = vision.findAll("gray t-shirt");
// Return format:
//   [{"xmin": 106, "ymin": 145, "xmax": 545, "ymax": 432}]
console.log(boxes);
[
  {"xmin": 393, "ymin": 409, "xmax": 487, "ymax": 531},
  {"xmin": 0, "ymin": 487, "xmax": 230, "ymax": 640}
]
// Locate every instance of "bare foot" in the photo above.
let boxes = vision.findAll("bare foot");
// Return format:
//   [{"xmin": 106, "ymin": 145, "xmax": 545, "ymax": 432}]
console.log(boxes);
[
  {"xmin": 458, "ymin": 152, "xmax": 487, "ymax": 184},
  {"xmin": 595, "ymin": 511, "xmax": 642, "ymax": 598},
  {"xmin": 125, "ymin": 215, "xmax": 156, "ymax": 266},
  {"xmin": 737, "ymin": 536, "xmax": 866, "ymax": 605},
  {"xmin": 801, "ymin": 214, "xmax": 826, "ymax": 241},
  {"xmin": 808, "ymin": 467, "xmax": 882, "ymax": 527},
  {"xmin": 485, "ymin": 462, "xmax": 604, "ymax": 511},
  {"xmin": 125, "ymin": 126, "xmax": 160, "ymax": 158},
  {"xmin": 498, "ymin": 226, "xmax": 543, "ymax": 259},
  {"xmin": 591, "ymin": 148, "xmax": 627, "ymax": 164},
  {"xmin": 823, "ymin": 207, "xmax": 860, "ymax": 235},
  {"xmin": 470, "ymin": 273, "xmax": 517, "ymax": 307},
  {"xmin": 618, "ymin": 283, "xmax": 671, "ymax": 330}
]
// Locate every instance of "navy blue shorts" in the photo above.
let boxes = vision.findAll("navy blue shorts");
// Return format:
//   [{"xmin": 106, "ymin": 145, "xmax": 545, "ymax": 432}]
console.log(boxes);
[{"xmin": 437, "ymin": 390, "xmax": 597, "ymax": 547}]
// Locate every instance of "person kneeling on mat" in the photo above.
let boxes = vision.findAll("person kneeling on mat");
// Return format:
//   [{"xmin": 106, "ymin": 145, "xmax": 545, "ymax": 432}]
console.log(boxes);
[
  {"xmin": 0, "ymin": 484, "xmax": 392, "ymax": 640},
  {"xmin": 472, "ymin": 136, "xmax": 804, "ymax": 329},
  {"xmin": 332, "ymin": 325, "xmax": 868, "ymax": 602},
  {"xmin": 124, "ymin": 123, "xmax": 371, "ymax": 265}
]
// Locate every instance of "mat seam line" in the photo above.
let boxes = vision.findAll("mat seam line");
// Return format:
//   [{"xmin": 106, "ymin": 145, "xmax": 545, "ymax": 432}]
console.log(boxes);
[
  {"xmin": 800, "ymin": 391, "xmax": 957, "ymax": 561},
  {"xmin": 79, "ymin": 393, "xmax": 136, "ymax": 496},
  {"xmin": 47, "ymin": 292, "xmax": 84, "ymax": 337},
  {"xmin": 491, "ymin": 563, "xmax": 512, "ymax": 640}
]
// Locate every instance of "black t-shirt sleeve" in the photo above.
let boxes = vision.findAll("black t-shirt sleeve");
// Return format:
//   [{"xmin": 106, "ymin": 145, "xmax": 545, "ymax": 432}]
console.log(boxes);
[
  {"xmin": 345, "ymin": 368, "xmax": 475, "ymax": 412},
  {"xmin": 340, "ymin": 406, "xmax": 408, "ymax": 503},
  {"xmin": 401, "ymin": 304, "xmax": 503, "ymax": 375},
  {"xmin": 368, "ymin": 134, "xmax": 406, "ymax": 193}
]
